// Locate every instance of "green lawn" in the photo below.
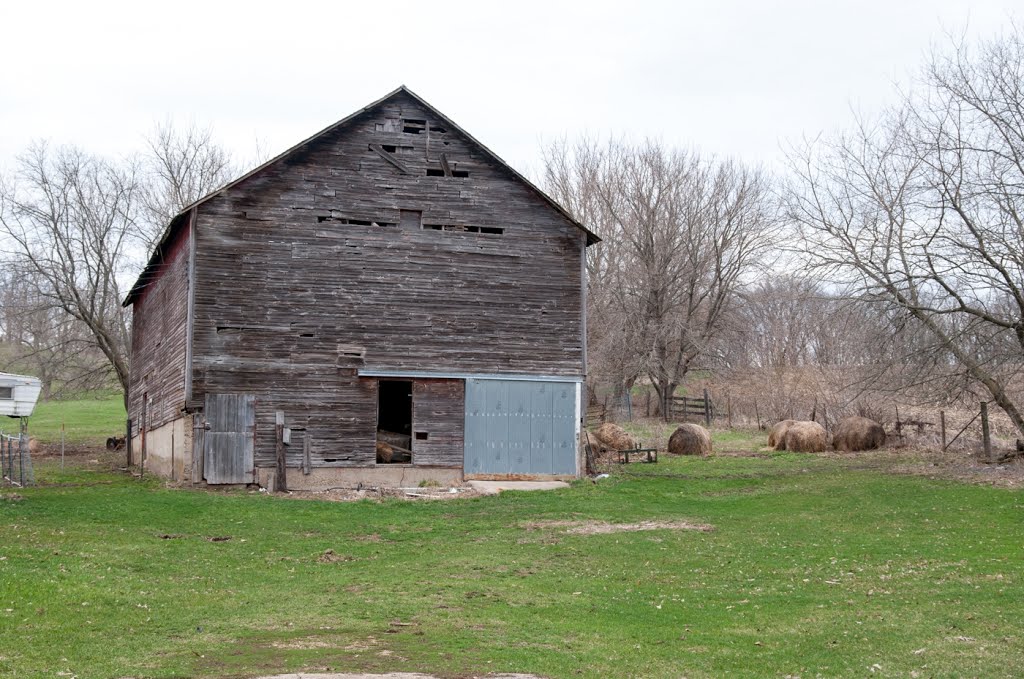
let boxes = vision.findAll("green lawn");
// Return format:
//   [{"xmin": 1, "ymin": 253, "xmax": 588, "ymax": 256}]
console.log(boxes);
[
  {"xmin": 20, "ymin": 392, "xmax": 126, "ymax": 445},
  {"xmin": 1, "ymin": 453, "xmax": 1022, "ymax": 678}
]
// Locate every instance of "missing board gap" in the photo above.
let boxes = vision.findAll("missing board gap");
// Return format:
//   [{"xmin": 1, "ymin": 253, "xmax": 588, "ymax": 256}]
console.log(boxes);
[
  {"xmin": 415, "ymin": 432, "xmax": 429, "ymax": 441},
  {"xmin": 381, "ymin": 144, "xmax": 414, "ymax": 154},
  {"xmin": 430, "ymin": 125, "xmax": 447, "ymax": 133},
  {"xmin": 402, "ymin": 118, "xmax": 426, "ymax": 134},
  {"xmin": 317, "ymin": 215, "xmax": 396, "ymax": 227},
  {"xmin": 337, "ymin": 344, "xmax": 366, "ymax": 359},
  {"xmin": 425, "ymin": 167, "xmax": 470, "ymax": 178},
  {"xmin": 423, "ymin": 223, "xmax": 504, "ymax": 235}
]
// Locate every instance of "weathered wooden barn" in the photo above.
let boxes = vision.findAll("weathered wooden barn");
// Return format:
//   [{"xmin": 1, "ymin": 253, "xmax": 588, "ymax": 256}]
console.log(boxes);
[{"xmin": 124, "ymin": 86, "xmax": 597, "ymax": 488}]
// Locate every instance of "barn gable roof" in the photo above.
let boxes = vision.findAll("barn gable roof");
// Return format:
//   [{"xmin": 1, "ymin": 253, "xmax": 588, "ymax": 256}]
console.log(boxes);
[{"xmin": 124, "ymin": 86, "xmax": 599, "ymax": 306}]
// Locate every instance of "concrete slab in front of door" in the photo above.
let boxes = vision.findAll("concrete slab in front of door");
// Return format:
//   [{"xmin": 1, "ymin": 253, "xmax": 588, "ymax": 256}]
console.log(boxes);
[{"xmin": 467, "ymin": 480, "xmax": 569, "ymax": 495}]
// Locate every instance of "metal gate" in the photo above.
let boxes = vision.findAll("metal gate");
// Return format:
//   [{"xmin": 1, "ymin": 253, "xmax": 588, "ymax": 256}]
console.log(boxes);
[
  {"xmin": 204, "ymin": 393, "xmax": 256, "ymax": 484},
  {"xmin": 464, "ymin": 379, "xmax": 578, "ymax": 476}
]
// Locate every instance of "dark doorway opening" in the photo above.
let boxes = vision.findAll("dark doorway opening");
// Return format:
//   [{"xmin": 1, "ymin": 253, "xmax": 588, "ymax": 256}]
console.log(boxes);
[{"xmin": 377, "ymin": 380, "xmax": 412, "ymax": 464}]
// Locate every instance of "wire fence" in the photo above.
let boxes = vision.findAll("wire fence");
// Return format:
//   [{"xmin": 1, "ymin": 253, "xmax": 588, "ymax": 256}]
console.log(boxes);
[{"xmin": 1, "ymin": 427, "xmax": 34, "ymax": 487}]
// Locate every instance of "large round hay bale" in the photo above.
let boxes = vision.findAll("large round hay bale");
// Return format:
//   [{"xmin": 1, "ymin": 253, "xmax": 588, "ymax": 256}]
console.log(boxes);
[
  {"xmin": 832, "ymin": 416, "xmax": 886, "ymax": 452},
  {"xmin": 592, "ymin": 422, "xmax": 637, "ymax": 452},
  {"xmin": 768, "ymin": 420, "xmax": 796, "ymax": 450},
  {"xmin": 668, "ymin": 424, "xmax": 712, "ymax": 456},
  {"xmin": 783, "ymin": 421, "xmax": 828, "ymax": 453}
]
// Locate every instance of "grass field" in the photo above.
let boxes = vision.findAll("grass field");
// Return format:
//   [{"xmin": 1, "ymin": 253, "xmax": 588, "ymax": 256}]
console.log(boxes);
[
  {"xmin": 16, "ymin": 392, "xmax": 126, "ymax": 445},
  {"xmin": 2, "ymin": 451, "xmax": 1022, "ymax": 678}
]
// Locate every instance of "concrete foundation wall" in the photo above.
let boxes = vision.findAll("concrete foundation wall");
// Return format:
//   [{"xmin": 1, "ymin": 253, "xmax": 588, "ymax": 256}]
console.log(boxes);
[
  {"xmin": 256, "ymin": 465, "xmax": 463, "ymax": 491},
  {"xmin": 130, "ymin": 415, "xmax": 193, "ymax": 482}
]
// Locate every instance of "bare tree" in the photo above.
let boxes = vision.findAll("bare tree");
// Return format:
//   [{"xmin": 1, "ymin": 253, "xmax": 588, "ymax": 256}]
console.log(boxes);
[
  {"xmin": 0, "ymin": 143, "xmax": 140, "ymax": 405},
  {"xmin": 0, "ymin": 266, "xmax": 115, "ymax": 397},
  {"xmin": 787, "ymin": 26, "xmax": 1024, "ymax": 436},
  {"xmin": 139, "ymin": 120, "xmax": 234, "ymax": 245},
  {"xmin": 0, "ymin": 122, "xmax": 237, "ymax": 406},
  {"xmin": 544, "ymin": 138, "xmax": 778, "ymax": 418}
]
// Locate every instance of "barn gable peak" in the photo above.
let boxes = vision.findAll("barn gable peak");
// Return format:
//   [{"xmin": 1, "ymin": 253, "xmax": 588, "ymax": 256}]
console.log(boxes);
[{"xmin": 124, "ymin": 86, "xmax": 599, "ymax": 306}]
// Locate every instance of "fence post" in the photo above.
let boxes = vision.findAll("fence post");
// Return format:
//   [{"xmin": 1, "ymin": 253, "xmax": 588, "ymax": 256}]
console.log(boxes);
[
  {"xmin": 981, "ymin": 401, "xmax": 992, "ymax": 462},
  {"xmin": 726, "ymin": 392, "xmax": 733, "ymax": 429},
  {"xmin": 703, "ymin": 388, "xmax": 711, "ymax": 427},
  {"xmin": 275, "ymin": 411, "xmax": 287, "ymax": 492},
  {"xmin": 940, "ymin": 410, "xmax": 947, "ymax": 450},
  {"xmin": 754, "ymin": 400, "xmax": 761, "ymax": 431}
]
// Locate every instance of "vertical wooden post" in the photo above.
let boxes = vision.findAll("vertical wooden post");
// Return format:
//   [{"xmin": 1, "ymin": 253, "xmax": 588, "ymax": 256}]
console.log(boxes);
[
  {"xmin": 302, "ymin": 434, "xmax": 311, "ymax": 476},
  {"xmin": 192, "ymin": 415, "xmax": 205, "ymax": 485},
  {"xmin": 754, "ymin": 400, "xmax": 761, "ymax": 431},
  {"xmin": 275, "ymin": 411, "xmax": 287, "ymax": 492},
  {"xmin": 703, "ymin": 388, "xmax": 711, "ymax": 427},
  {"xmin": 940, "ymin": 410, "xmax": 947, "ymax": 450},
  {"xmin": 981, "ymin": 401, "xmax": 992, "ymax": 462},
  {"xmin": 810, "ymin": 398, "xmax": 818, "ymax": 423},
  {"xmin": 726, "ymin": 392, "xmax": 733, "ymax": 429},
  {"xmin": 140, "ymin": 406, "xmax": 146, "ymax": 480},
  {"xmin": 126, "ymin": 418, "xmax": 132, "ymax": 468}
]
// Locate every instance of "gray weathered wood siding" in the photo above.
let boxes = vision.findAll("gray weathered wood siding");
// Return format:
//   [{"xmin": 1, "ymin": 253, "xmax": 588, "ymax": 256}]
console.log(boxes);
[
  {"xmin": 128, "ymin": 219, "xmax": 191, "ymax": 437},
  {"xmin": 411, "ymin": 379, "xmax": 465, "ymax": 467},
  {"xmin": 189, "ymin": 91, "xmax": 585, "ymax": 468}
]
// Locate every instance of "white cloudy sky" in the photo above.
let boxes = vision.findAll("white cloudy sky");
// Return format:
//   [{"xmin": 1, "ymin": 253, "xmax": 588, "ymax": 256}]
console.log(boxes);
[{"xmin": 0, "ymin": 0, "xmax": 1017, "ymax": 179}]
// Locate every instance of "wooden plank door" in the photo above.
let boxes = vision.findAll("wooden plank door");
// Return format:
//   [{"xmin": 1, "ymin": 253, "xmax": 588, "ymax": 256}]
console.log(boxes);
[{"xmin": 203, "ymin": 394, "xmax": 256, "ymax": 484}]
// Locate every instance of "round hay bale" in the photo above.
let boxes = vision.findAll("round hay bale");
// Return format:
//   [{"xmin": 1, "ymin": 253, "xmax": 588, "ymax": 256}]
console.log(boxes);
[
  {"xmin": 668, "ymin": 424, "xmax": 712, "ymax": 456},
  {"xmin": 768, "ymin": 419, "xmax": 797, "ymax": 450},
  {"xmin": 28, "ymin": 437, "xmax": 39, "ymax": 454},
  {"xmin": 783, "ymin": 421, "xmax": 828, "ymax": 453},
  {"xmin": 591, "ymin": 422, "xmax": 638, "ymax": 452},
  {"xmin": 832, "ymin": 416, "xmax": 886, "ymax": 452}
]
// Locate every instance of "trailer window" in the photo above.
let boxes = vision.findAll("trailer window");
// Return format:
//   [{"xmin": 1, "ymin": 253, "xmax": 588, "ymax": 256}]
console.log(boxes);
[{"xmin": 0, "ymin": 387, "xmax": 12, "ymax": 399}]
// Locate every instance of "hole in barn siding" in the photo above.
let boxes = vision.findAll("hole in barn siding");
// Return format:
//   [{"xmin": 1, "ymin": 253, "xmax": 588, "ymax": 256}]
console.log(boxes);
[
  {"xmin": 415, "ymin": 432, "xmax": 429, "ymax": 441},
  {"xmin": 423, "ymin": 223, "xmax": 504, "ymax": 235},
  {"xmin": 317, "ymin": 215, "xmax": 396, "ymax": 227},
  {"xmin": 402, "ymin": 119, "xmax": 426, "ymax": 134},
  {"xmin": 425, "ymin": 166, "xmax": 470, "ymax": 178}
]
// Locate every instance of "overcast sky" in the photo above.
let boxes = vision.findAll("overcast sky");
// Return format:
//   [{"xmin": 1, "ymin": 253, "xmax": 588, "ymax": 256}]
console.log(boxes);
[{"xmin": 0, "ymin": 1, "xmax": 1017, "ymax": 180}]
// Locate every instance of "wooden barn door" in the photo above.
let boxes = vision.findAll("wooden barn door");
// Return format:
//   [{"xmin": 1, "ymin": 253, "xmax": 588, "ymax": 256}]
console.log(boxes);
[{"xmin": 203, "ymin": 394, "xmax": 256, "ymax": 484}]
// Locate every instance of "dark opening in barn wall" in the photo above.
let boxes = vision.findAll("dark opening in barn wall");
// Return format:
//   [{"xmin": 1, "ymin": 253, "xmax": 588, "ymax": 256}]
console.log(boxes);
[{"xmin": 377, "ymin": 379, "xmax": 412, "ymax": 464}]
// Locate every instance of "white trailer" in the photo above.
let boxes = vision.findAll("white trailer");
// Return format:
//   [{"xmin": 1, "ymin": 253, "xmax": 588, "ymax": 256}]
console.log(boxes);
[{"xmin": 0, "ymin": 372, "xmax": 42, "ymax": 418}]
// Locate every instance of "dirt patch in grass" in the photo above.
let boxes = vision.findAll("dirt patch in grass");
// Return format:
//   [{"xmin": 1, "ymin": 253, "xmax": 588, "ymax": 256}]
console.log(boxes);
[
  {"xmin": 316, "ymin": 549, "xmax": 356, "ymax": 563},
  {"xmin": 257, "ymin": 674, "xmax": 543, "ymax": 679},
  {"xmin": 522, "ymin": 519, "xmax": 714, "ymax": 535}
]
